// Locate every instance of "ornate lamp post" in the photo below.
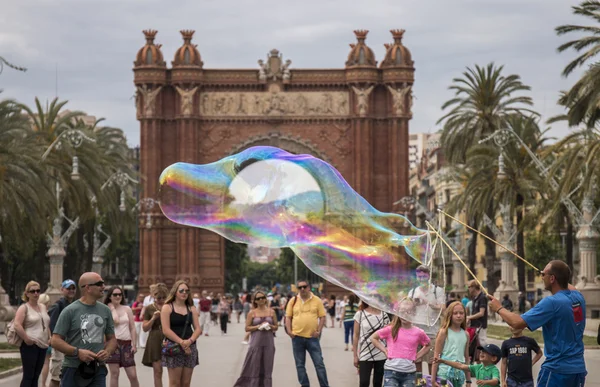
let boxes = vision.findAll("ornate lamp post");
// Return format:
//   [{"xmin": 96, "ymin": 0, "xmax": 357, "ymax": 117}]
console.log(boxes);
[
  {"xmin": 46, "ymin": 183, "xmax": 79, "ymax": 302},
  {"xmin": 134, "ymin": 198, "xmax": 159, "ymax": 228},
  {"xmin": 479, "ymin": 131, "xmax": 519, "ymax": 301},
  {"xmin": 101, "ymin": 170, "xmax": 139, "ymax": 212},
  {"xmin": 41, "ymin": 129, "xmax": 96, "ymax": 180},
  {"xmin": 481, "ymin": 127, "xmax": 600, "ymax": 315}
]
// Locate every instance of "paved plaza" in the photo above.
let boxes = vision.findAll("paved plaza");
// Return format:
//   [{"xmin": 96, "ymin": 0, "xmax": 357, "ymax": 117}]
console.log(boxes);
[{"xmin": 1, "ymin": 321, "xmax": 600, "ymax": 386}]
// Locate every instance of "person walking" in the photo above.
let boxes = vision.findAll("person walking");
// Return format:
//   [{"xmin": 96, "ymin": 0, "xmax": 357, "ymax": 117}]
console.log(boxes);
[
  {"xmin": 38, "ymin": 293, "xmax": 52, "ymax": 387},
  {"xmin": 327, "ymin": 295, "xmax": 336, "ymax": 328},
  {"xmin": 47, "ymin": 279, "xmax": 77, "ymax": 387},
  {"xmin": 217, "ymin": 295, "xmax": 231, "ymax": 335},
  {"xmin": 488, "ymin": 260, "xmax": 587, "ymax": 387},
  {"xmin": 466, "ymin": 280, "xmax": 489, "ymax": 347},
  {"xmin": 352, "ymin": 300, "xmax": 390, "ymax": 387},
  {"xmin": 370, "ymin": 298, "xmax": 431, "ymax": 387},
  {"xmin": 51, "ymin": 272, "xmax": 117, "ymax": 387},
  {"xmin": 431, "ymin": 301, "xmax": 471, "ymax": 387},
  {"xmin": 500, "ymin": 326, "xmax": 542, "ymax": 387},
  {"xmin": 198, "ymin": 291, "xmax": 212, "ymax": 336},
  {"xmin": 285, "ymin": 279, "xmax": 329, "ymax": 387},
  {"xmin": 343, "ymin": 294, "xmax": 359, "ymax": 351},
  {"xmin": 233, "ymin": 291, "xmax": 278, "ymax": 386},
  {"xmin": 233, "ymin": 295, "xmax": 244, "ymax": 323},
  {"xmin": 142, "ymin": 283, "xmax": 168, "ymax": 387},
  {"xmin": 160, "ymin": 280, "xmax": 202, "ymax": 387},
  {"xmin": 13, "ymin": 281, "xmax": 51, "ymax": 387},
  {"xmin": 104, "ymin": 286, "xmax": 140, "ymax": 387}
]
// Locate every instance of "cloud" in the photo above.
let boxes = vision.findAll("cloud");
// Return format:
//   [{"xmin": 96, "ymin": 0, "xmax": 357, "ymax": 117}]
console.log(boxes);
[{"xmin": 0, "ymin": 0, "xmax": 586, "ymax": 146}]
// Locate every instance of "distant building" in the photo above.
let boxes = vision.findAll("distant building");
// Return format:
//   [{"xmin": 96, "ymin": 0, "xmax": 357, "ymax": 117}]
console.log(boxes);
[
  {"xmin": 409, "ymin": 133, "xmax": 437, "ymax": 170},
  {"xmin": 248, "ymin": 246, "xmax": 281, "ymax": 264}
]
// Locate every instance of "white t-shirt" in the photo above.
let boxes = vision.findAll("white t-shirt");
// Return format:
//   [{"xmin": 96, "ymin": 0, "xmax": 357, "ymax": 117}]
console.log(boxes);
[
  {"xmin": 354, "ymin": 310, "xmax": 390, "ymax": 361},
  {"xmin": 385, "ymin": 358, "xmax": 416, "ymax": 373},
  {"xmin": 143, "ymin": 295, "xmax": 154, "ymax": 307},
  {"xmin": 408, "ymin": 285, "xmax": 445, "ymax": 337}
]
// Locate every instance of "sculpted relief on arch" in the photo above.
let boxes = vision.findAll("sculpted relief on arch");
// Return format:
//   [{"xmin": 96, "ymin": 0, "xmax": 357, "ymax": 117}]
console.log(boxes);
[{"xmin": 199, "ymin": 91, "xmax": 350, "ymax": 117}]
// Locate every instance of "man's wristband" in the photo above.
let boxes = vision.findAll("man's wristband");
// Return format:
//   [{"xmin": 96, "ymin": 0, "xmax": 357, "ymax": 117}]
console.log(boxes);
[
  {"xmin": 496, "ymin": 307, "xmax": 505, "ymax": 315},
  {"xmin": 466, "ymin": 382, "xmax": 472, "ymax": 384}
]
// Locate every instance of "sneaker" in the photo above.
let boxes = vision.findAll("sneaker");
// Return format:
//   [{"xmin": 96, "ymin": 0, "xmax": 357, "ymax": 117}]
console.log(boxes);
[
  {"xmin": 204, "ymin": 333, "xmax": 209, "ymax": 336},
  {"xmin": 241, "ymin": 341, "xmax": 248, "ymax": 345}
]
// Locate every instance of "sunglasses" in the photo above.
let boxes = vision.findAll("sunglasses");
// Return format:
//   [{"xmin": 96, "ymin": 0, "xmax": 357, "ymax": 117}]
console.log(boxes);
[
  {"xmin": 111, "ymin": 293, "xmax": 122, "ymax": 297},
  {"xmin": 298, "ymin": 285, "xmax": 308, "ymax": 290},
  {"xmin": 540, "ymin": 271, "xmax": 553, "ymax": 278},
  {"xmin": 81, "ymin": 281, "xmax": 105, "ymax": 288},
  {"xmin": 155, "ymin": 296, "xmax": 166, "ymax": 301},
  {"xmin": 28, "ymin": 289, "xmax": 41, "ymax": 294},
  {"xmin": 255, "ymin": 296, "xmax": 266, "ymax": 301},
  {"xmin": 178, "ymin": 289, "xmax": 190, "ymax": 294},
  {"xmin": 66, "ymin": 286, "xmax": 76, "ymax": 291}
]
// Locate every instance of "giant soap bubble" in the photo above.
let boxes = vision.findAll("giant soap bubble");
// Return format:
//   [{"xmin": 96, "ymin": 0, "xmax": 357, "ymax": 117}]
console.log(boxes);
[{"xmin": 159, "ymin": 146, "xmax": 441, "ymax": 322}]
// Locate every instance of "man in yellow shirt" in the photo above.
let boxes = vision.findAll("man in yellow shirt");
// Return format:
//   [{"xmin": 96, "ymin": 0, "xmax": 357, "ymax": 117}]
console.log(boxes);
[{"xmin": 286, "ymin": 280, "xmax": 329, "ymax": 387}]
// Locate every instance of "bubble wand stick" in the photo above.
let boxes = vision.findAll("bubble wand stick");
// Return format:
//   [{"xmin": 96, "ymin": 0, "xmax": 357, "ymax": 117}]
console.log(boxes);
[
  {"xmin": 425, "ymin": 221, "xmax": 489, "ymax": 297},
  {"xmin": 437, "ymin": 209, "xmax": 540, "ymax": 273}
]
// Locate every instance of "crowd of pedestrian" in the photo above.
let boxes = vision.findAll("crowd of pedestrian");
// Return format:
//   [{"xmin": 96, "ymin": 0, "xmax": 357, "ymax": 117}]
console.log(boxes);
[{"xmin": 7, "ymin": 258, "xmax": 588, "ymax": 387}]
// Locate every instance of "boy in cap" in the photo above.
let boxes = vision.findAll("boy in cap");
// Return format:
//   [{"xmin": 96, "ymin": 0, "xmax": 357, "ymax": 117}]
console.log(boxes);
[
  {"xmin": 434, "ymin": 343, "xmax": 501, "ymax": 386},
  {"xmin": 501, "ymin": 327, "xmax": 542, "ymax": 387}
]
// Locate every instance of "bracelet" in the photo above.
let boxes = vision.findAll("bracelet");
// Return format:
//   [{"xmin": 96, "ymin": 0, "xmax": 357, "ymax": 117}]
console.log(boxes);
[
  {"xmin": 466, "ymin": 382, "xmax": 472, "ymax": 384},
  {"xmin": 496, "ymin": 307, "xmax": 505, "ymax": 314}
]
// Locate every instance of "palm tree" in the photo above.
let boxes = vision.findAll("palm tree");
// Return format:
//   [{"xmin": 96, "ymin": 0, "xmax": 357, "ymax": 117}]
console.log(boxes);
[
  {"xmin": 556, "ymin": 0, "xmax": 600, "ymax": 77},
  {"xmin": 438, "ymin": 63, "xmax": 537, "ymax": 164}
]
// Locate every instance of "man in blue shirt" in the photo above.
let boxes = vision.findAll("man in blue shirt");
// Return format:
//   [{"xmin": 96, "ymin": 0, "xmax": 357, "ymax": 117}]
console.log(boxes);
[{"xmin": 488, "ymin": 260, "xmax": 587, "ymax": 387}]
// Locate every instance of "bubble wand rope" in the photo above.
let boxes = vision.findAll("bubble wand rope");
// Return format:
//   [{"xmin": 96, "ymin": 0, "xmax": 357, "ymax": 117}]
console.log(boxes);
[
  {"xmin": 437, "ymin": 209, "xmax": 540, "ymax": 273},
  {"xmin": 425, "ymin": 221, "xmax": 489, "ymax": 296}
]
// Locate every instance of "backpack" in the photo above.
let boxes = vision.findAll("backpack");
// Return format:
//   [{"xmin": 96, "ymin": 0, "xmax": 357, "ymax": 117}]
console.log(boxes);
[{"xmin": 5, "ymin": 304, "xmax": 27, "ymax": 346}]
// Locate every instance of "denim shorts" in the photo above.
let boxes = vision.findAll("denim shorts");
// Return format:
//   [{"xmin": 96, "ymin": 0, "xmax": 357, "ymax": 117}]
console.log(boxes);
[
  {"xmin": 383, "ymin": 369, "xmax": 416, "ymax": 387},
  {"xmin": 506, "ymin": 377, "xmax": 534, "ymax": 387}
]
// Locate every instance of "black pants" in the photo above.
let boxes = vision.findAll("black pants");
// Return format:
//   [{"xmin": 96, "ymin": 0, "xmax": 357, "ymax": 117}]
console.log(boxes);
[
  {"xmin": 220, "ymin": 314, "xmax": 228, "ymax": 333},
  {"xmin": 358, "ymin": 360, "xmax": 385, "ymax": 387},
  {"xmin": 20, "ymin": 343, "xmax": 46, "ymax": 387}
]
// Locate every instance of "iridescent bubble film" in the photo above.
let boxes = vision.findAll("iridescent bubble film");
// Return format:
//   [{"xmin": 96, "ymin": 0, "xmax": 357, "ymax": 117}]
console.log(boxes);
[{"xmin": 159, "ymin": 146, "xmax": 441, "ymax": 322}]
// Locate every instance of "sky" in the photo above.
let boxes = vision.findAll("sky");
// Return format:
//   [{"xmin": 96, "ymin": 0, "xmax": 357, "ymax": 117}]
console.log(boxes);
[{"xmin": 0, "ymin": 0, "xmax": 589, "ymax": 147}]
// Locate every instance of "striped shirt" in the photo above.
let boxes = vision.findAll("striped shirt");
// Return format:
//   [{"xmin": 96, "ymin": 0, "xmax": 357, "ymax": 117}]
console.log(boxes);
[
  {"xmin": 344, "ymin": 303, "xmax": 358, "ymax": 321},
  {"xmin": 354, "ymin": 310, "xmax": 390, "ymax": 361}
]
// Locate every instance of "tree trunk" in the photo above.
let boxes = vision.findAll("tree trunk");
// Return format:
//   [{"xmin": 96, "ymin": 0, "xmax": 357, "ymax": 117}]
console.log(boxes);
[
  {"xmin": 485, "ymin": 205, "xmax": 498, "ymax": 294},
  {"xmin": 516, "ymin": 194, "xmax": 526, "ymax": 292},
  {"xmin": 566, "ymin": 214, "xmax": 574, "ymax": 282},
  {"xmin": 467, "ymin": 217, "xmax": 478, "ymax": 275}
]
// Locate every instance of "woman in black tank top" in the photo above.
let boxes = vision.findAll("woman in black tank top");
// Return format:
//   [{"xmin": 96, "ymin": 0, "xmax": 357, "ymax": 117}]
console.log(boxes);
[{"xmin": 161, "ymin": 280, "xmax": 202, "ymax": 386}]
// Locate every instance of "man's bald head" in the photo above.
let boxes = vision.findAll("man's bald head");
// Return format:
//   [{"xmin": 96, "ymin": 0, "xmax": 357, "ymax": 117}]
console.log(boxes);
[{"xmin": 79, "ymin": 272, "xmax": 101, "ymax": 288}]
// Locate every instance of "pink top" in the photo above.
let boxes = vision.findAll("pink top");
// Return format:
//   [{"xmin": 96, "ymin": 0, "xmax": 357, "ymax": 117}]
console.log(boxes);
[{"xmin": 377, "ymin": 325, "xmax": 430, "ymax": 360}]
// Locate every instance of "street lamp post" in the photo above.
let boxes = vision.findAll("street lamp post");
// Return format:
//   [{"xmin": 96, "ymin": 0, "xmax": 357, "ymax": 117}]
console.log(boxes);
[
  {"xmin": 481, "ymin": 128, "xmax": 600, "ymax": 315},
  {"xmin": 46, "ymin": 183, "xmax": 79, "ymax": 303},
  {"xmin": 134, "ymin": 198, "xmax": 159, "ymax": 229},
  {"xmin": 479, "ymin": 132, "xmax": 519, "ymax": 301},
  {"xmin": 41, "ymin": 129, "xmax": 96, "ymax": 180},
  {"xmin": 92, "ymin": 225, "xmax": 112, "ymax": 275},
  {"xmin": 101, "ymin": 170, "xmax": 139, "ymax": 212}
]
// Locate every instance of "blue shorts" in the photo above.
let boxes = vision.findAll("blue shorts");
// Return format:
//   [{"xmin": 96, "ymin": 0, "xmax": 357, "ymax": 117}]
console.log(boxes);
[{"xmin": 537, "ymin": 368, "xmax": 586, "ymax": 387}]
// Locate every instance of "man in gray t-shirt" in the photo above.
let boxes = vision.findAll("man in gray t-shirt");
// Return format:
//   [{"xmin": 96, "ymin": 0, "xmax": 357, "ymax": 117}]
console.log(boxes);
[{"xmin": 51, "ymin": 272, "xmax": 116, "ymax": 387}]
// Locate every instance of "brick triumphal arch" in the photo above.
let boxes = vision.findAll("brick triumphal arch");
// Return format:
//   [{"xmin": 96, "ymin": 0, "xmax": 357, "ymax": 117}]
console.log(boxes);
[{"xmin": 134, "ymin": 29, "xmax": 415, "ymax": 294}]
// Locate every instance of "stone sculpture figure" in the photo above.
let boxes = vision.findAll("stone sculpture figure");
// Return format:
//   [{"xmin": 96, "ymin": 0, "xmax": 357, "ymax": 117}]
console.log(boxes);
[
  {"xmin": 175, "ymin": 86, "xmax": 198, "ymax": 116},
  {"xmin": 282, "ymin": 59, "xmax": 292, "ymax": 80},
  {"xmin": 258, "ymin": 59, "xmax": 268, "ymax": 81},
  {"xmin": 386, "ymin": 84, "xmax": 412, "ymax": 116},
  {"xmin": 352, "ymin": 85, "xmax": 375, "ymax": 116},
  {"xmin": 138, "ymin": 85, "xmax": 163, "ymax": 117}
]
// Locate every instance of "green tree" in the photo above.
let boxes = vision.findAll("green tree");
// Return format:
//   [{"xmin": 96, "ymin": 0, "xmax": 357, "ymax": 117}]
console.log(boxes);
[{"xmin": 225, "ymin": 241, "xmax": 249, "ymax": 293}]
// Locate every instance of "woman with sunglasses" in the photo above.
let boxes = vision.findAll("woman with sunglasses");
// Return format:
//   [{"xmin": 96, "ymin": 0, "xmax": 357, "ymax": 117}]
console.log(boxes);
[
  {"xmin": 233, "ymin": 291, "xmax": 278, "ymax": 387},
  {"xmin": 13, "ymin": 281, "xmax": 51, "ymax": 387},
  {"xmin": 104, "ymin": 286, "xmax": 140, "ymax": 387},
  {"xmin": 161, "ymin": 280, "xmax": 202, "ymax": 387},
  {"xmin": 142, "ymin": 283, "xmax": 168, "ymax": 387}
]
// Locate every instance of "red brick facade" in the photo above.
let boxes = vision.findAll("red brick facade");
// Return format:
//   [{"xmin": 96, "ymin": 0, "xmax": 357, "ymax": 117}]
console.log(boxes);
[{"xmin": 134, "ymin": 29, "xmax": 415, "ymax": 294}]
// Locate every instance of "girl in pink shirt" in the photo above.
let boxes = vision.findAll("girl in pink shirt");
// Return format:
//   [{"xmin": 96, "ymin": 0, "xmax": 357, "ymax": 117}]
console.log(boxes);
[{"xmin": 371, "ymin": 299, "xmax": 431, "ymax": 387}]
